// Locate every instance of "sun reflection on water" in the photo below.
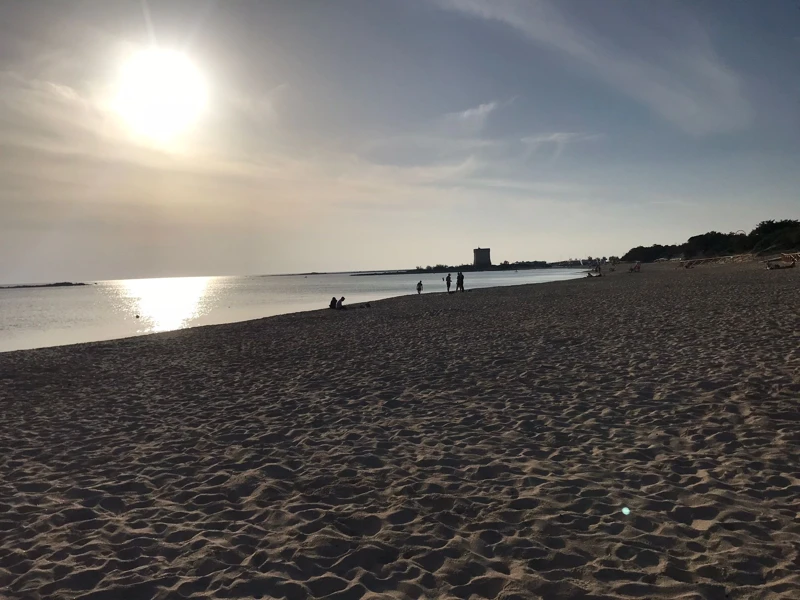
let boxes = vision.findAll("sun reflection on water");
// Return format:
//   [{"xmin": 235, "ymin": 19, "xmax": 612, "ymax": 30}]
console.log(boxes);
[{"xmin": 124, "ymin": 277, "xmax": 211, "ymax": 333}]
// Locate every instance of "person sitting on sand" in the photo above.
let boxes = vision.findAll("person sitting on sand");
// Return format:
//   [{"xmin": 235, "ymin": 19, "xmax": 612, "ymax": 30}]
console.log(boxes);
[
  {"xmin": 416, "ymin": 281, "xmax": 423, "ymax": 295},
  {"xmin": 336, "ymin": 296, "xmax": 347, "ymax": 310},
  {"xmin": 329, "ymin": 297, "xmax": 337, "ymax": 309}
]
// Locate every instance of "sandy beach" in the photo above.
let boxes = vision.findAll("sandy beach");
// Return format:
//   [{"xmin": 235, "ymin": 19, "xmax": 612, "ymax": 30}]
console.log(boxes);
[{"xmin": 1, "ymin": 263, "xmax": 799, "ymax": 600}]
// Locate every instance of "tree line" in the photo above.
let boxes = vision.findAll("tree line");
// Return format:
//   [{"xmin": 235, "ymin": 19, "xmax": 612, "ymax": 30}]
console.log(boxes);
[
  {"xmin": 414, "ymin": 260, "xmax": 549, "ymax": 273},
  {"xmin": 621, "ymin": 219, "xmax": 800, "ymax": 263}
]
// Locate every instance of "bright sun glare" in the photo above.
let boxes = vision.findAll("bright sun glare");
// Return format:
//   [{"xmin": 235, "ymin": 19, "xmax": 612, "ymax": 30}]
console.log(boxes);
[{"xmin": 114, "ymin": 48, "xmax": 207, "ymax": 141}]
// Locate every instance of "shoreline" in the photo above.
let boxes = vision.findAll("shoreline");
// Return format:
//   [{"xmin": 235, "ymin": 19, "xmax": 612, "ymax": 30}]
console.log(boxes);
[
  {"xmin": 270, "ymin": 266, "xmax": 573, "ymax": 277},
  {"xmin": 0, "ymin": 270, "xmax": 585, "ymax": 355},
  {"xmin": 351, "ymin": 265, "xmax": 553, "ymax": 277},
  {"xmin": 2, "ymin": 263, "xmax": 799, "ymax": 599}
]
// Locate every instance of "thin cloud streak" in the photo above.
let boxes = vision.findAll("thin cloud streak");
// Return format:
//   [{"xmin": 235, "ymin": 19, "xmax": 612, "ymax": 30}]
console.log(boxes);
[
  {"xmin": 436, "ymin": 0, "xmax": 752, "ymax": 135},
  {"xmin": 521, "ymin": 132, "xmax": 602, "ymax": 162},
  {"xmin": 442, "ymin": 100, "xmax": 500, "ymax": 135},
  {"xmin": 448, "ymin": 100, "xmax": 497, "ymax": 122}
]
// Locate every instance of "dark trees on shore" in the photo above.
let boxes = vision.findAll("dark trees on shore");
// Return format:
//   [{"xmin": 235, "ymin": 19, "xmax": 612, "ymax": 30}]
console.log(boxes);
[{"xmin": 621, "ymin": 220, "xmax": 800, "ymax": 263}]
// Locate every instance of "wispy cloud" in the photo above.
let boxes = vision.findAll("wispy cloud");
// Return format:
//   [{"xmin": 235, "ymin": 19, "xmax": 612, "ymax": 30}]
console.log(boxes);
[
  {"xmin": 0, "ymin": 69, "xmax": 294, "ymax": 181},
  {"xmin": 355, "ymin": 87, "xmax": 603, "ymax": 195},
  {"xmin": 521, "ymin": 132, "xmax": 601, "ymax": 162},
  {"xmin": 358, "ymin": 99, "xmax": 511, "ymax": 167},
  {"xmin": 442, "ymin": 100, "xmax": 500, "ymax": 135},
  {"xmin": 437, "ymin": 0, "xmax": 751, "ymax": 135},
  {"xmin": 448, "ymin": 100, "xmax": 497, "ymax": 121},
  {"xmin": 0, "ymin": 64, "xmax": 606, "ymax": 224}
]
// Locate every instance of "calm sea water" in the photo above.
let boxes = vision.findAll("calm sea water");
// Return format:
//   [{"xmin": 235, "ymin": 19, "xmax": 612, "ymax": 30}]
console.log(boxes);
[{"xmin": 0, "ymin": 270, "xmax": 583, "ymax": 352}]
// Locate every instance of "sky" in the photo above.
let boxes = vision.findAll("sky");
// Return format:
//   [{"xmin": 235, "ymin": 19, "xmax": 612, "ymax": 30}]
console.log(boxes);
[{"xmin": 1, "ymin": 0, "xmax": 798, "ymax": 282}]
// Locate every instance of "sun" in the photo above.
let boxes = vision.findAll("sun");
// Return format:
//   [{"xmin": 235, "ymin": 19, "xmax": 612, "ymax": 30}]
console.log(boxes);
[{"xmin": 114, "ymin": 48, "xmax": 207, "ymax": 141}]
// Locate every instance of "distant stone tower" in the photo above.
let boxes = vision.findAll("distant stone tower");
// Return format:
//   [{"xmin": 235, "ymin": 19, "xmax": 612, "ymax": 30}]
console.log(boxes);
[{"xmin": 473, "ymin": 247, "xmax": 492, "ymax": 268}]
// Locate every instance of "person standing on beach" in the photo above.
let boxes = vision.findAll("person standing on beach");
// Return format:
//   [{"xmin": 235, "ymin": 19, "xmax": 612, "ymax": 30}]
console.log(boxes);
[
  {"xmin": 456, "ymin": 272, "xmax": 464, "ymax": 292},
  {"xmin": 416, "ymin": 281, "xmax": 423, "ymax": 294},
  {"xmin": 446, "ymin": 273, "xmax": 452, "ymax": 293}
]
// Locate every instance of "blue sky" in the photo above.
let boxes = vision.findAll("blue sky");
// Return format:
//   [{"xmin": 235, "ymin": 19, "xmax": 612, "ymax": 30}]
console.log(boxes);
[{"xmin": 0, "ymin": 0, "xmax": 798, "ymax": 281}]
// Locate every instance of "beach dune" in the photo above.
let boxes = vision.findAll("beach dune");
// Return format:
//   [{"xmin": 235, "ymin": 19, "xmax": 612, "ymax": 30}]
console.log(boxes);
[{"xmin": 1, "ymin": 264, "xmax": 799, "ymax": 599}]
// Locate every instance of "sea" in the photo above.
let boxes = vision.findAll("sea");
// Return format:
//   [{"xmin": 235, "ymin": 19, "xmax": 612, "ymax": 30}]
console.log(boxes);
[{"xmin": 0, "ymin": 269, "xmax": 584, "ymax": 353}]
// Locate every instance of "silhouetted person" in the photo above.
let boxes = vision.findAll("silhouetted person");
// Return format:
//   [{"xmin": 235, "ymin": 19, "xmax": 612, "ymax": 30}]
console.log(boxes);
[
  {"xmin": 329, "ymin": 297, "xmax": 337, "ymax": 309},
  {"xmin": 446, "ymin": 273, "xmax": 452, "ymax": 293},
  {"xmin": 336, "ymin": 296, "xmax": 347, "ymax": 310},
  {"xmin": 456, "ymin": 272, "xmax": 464, "ymax": 292},
  {"xmin": 416, "ymin": 281, "xmax": 423, "ymax": 294}
]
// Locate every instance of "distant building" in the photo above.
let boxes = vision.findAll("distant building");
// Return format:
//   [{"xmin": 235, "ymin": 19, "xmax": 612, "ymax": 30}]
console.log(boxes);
[{"xmin": 473, "ymin": 247, "xmax": 492, "ymax": 268}]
